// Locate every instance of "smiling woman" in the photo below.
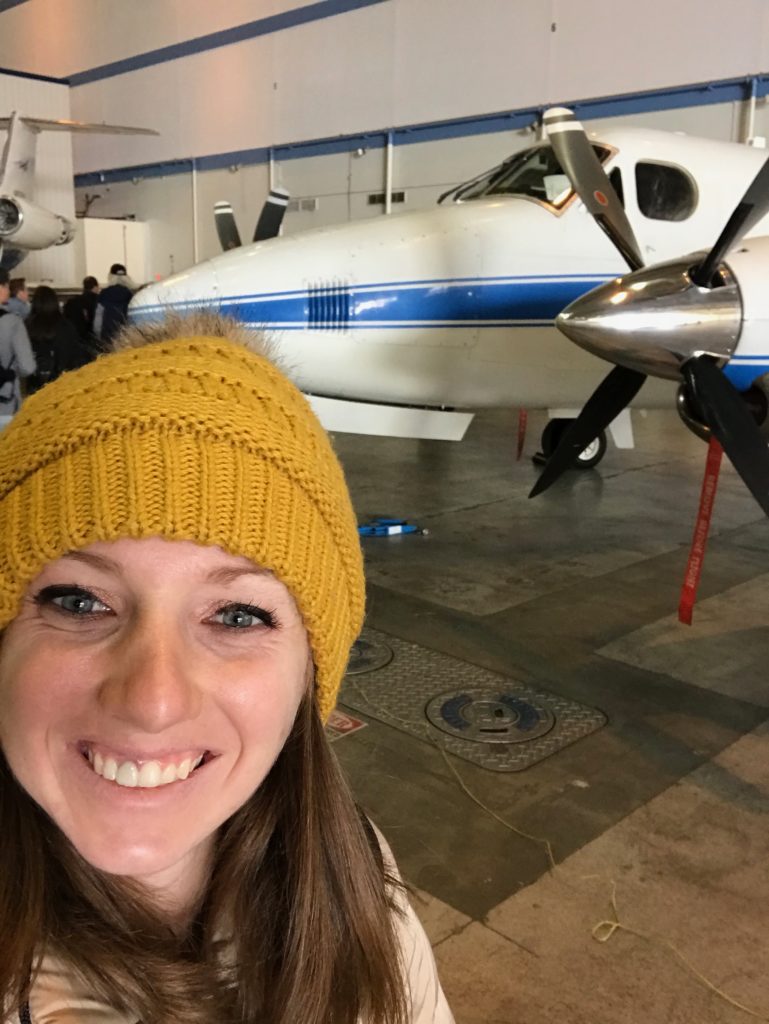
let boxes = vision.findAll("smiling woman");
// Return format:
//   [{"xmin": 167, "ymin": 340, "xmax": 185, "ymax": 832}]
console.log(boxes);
[{"xmin": 0, "ymin": 312, "xmax": 453, "ymax": 1024}]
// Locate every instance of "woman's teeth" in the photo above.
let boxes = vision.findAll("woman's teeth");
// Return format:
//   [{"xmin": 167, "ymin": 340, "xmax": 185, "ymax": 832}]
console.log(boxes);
[{"xmin": 86, "ymin": 749, "xmax": 205, "ymax": 789}]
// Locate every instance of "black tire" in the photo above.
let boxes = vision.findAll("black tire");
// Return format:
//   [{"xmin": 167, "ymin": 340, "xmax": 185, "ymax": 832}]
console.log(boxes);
[{"xmin": 540, "ymin": 418, "xmax": 607, "ymax": 469}]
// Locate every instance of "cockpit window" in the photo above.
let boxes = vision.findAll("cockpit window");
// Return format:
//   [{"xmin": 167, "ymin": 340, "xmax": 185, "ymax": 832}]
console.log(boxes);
[
  {"xmin": 454, "ymin": 143, "xmax": 610, "ymax": 208},
  {"xmin": 635, "ymin": 162, "xmax": 696, "ymax": 221}
]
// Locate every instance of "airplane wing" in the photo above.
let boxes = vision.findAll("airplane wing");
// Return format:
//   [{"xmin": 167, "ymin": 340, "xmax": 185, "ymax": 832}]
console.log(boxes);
[{"xmin": 0, "ymin": 117, "xmax": 158, "ymax": 135}]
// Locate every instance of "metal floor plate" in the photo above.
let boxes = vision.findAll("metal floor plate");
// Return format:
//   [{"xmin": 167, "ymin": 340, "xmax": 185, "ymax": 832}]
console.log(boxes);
[{"xmin": 339, "ymin": 627, "xmax": 607, "ymax": 772}]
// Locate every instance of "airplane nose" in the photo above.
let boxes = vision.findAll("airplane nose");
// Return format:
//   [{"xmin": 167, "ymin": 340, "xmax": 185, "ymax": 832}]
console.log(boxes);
[{"xmin": 556, "ymin": 254, "xmax": 742, "ymax": 381}]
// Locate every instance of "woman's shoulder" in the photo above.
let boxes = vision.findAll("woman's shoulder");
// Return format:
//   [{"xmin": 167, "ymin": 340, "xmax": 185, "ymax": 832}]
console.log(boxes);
[
  {"xmin": 16, "ymin": 952, "xmax": 138, "ymax": 1024},
  {"xmin": 368, "ymin": 822, "xmax": 456, "ymax": 1024}
]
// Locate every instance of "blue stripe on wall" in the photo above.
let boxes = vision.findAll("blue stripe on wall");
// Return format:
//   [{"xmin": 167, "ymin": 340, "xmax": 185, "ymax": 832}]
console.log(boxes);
[
  {"xmin": 68, "ymin": 0, "xmax": 390, "ymax": 87},
  {"xmin": 73, "ymin": 72, "xmax": 769, "ymax": 189},
  {"xmin": 0, "ymin": 64, "xmax": 67, "ymax": 84}
]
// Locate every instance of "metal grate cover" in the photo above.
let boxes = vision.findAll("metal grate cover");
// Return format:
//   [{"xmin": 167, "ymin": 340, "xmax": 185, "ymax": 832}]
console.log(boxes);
[
  {"xmin": 340, "ymin": 627, "xmax": 606, "ymax": 772},
  {"xmin": 425, "ymin": 689, "xmax": 555, "ymax": 744},
  {"xmin": 347, "ymin": 635, "xmax": 394, "ymax": 675}
]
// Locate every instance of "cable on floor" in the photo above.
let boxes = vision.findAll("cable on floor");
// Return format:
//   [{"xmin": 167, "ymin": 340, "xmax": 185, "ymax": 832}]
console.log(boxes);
[{"xmin": 348, "ymin": 675, "xmax": 769, "ymax": 1022}]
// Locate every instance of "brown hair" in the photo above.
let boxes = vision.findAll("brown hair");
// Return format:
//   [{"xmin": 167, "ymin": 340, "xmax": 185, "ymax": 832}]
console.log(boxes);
[
  {"xmin": 8, "ymin": 277, "xmax": 25, "ymax": 298},
  {"xmin": 0, "ymin": 313, "xmax": 408, "ymax": 1024},
  {"xmin": 0, "ymin": 697, "xmax": 408, "ymax": 1023}
]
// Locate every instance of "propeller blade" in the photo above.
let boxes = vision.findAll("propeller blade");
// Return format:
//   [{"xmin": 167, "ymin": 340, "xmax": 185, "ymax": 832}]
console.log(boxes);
[
  {"xmin": 543, "ymin": 107, "xmax": 644, "ymax": 272},
  {"xmin": 253, "ymin": 187, "xmax": 290, "ymax": 242},
  {"xmin": 692, "ymin": 154, "xmax": 769, "ymax": 286},
  {"xmin": 529, "ymin": 365, "xmax": 646, "ymax": 498},
  {"xmin": 682, "ymin": 357, "xmax": 769, "ymax": 515},
  {"xmin": 214, "ymin": 201, "xmax": 242, "ymax": 251}
]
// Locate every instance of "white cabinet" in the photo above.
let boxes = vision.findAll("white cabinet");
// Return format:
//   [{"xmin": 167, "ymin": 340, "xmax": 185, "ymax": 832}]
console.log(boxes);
[{"xmin": 73, "ymin": 218, "xmax": 150, "ymax": 287}]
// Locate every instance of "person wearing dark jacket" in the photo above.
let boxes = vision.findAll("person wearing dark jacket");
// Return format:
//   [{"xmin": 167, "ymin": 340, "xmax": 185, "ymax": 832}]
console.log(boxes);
[
  {"xmin": 26, "ymin": 285, "xmax": 92, "ymax": 394},
  {"xmin": 93, "ymin": 263, "xmax": 134, "ymax": 345},
  {"xmin": 63, "ymin": 276, "xmax": 100, "ymax": 351}
]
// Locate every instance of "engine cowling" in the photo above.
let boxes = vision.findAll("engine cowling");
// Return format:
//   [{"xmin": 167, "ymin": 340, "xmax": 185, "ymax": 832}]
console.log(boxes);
[{"xmin": 0, "ymin": 195, "xmax": 74, "ymax": 249}]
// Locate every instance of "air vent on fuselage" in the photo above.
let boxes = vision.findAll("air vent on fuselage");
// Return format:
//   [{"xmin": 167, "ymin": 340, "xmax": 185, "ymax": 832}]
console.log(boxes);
[{"xmin": 307, "ymin": 281, "xmax": 351, "ymax": 330}]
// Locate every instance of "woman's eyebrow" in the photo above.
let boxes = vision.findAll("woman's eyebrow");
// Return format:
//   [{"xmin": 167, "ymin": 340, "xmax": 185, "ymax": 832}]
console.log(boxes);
[
  {"xmin": 61, "ymin": 550, "xmax": 123, "ymax": 573},
  {"xmin": 206, "ymin": 566, "xmax": 274, "ymax": 584}
]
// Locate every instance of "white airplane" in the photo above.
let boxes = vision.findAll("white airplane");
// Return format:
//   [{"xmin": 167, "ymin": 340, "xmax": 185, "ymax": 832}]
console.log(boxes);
[
  {"xmin": 130, "ymin": 109, "xmax": 769, "ymax": 466},
  {"xmin": 0, "ymin": 112, "xmax": 157, "ymax": 272}
]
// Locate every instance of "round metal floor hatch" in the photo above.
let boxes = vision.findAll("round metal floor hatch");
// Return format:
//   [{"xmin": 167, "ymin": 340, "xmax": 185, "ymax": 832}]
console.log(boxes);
[
  {"xmin": 346, "ymin": 635, "xmax": 394, "ymax": 675},
  {"xmin": 426, "ymin": 688, "xmax": 555, "ymax": 744}
]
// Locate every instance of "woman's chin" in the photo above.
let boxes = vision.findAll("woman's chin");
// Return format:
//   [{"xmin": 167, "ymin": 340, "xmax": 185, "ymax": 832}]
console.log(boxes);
[{"xmin": 66, "ymin": 827, "xmax": 201, "ymax": 888}]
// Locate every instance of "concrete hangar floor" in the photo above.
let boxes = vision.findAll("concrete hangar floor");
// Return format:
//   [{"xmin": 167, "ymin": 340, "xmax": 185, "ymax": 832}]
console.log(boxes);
[{"xmin": 330, "ymin": 407, "xmax": 769, "ymax": 1024}]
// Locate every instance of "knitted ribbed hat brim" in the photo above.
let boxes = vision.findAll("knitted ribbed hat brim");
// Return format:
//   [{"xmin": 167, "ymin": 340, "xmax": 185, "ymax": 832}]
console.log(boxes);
[{"xmin": 0, "ymin": 337, "xmax": 365, "ymax": 721}]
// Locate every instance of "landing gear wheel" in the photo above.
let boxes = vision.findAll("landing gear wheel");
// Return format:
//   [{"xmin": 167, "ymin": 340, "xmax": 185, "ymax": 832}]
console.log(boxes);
[
  {"xmin": 538, "ymin": 418, "xmax": 607, "ymax": 470},
  {"xmin": 573, "ymin": 430, "xmax": 607, "ymax": 469}
]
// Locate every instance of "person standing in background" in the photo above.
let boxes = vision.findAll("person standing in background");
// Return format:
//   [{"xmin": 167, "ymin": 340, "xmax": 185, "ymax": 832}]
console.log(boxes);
[
  {"xmin": 64, "ymin": 275, "xmax": 100, "ymax": 351},
  {"xmin": 93, "ymin": 263, "xmax": 134, "ymax": 345},
  {"xmin": 26, "ymin": 285, "xmax": 92, "ymax": 395},
  {"xmin": 6, "ymin": 278, "xmax": 30, "ymax": 319},
  {"xmin": 0, "ymin": 268, "xmax": 35, "ymax": 414}
]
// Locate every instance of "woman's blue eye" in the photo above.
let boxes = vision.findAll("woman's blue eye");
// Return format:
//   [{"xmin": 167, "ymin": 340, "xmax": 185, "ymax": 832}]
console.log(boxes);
[
  {"xmin": 36, "ymin": 586, "xmax": 109, "ymax": 616},
  {"xmin": 214, "ymin": 604, "xmax": 275, "ymax": 629}
]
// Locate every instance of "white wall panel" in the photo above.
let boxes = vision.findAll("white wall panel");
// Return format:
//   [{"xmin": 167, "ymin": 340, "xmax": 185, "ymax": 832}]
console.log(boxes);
[
  {"xmin": 270, "ymin": 4, "xmax": 395, "ymax": 141},
  {"xmin": 550, "ymin": 0, "xmax": 769, "ymax": 102},
  {"xmin": 278, "ymin": 152, "xmax": 352, "ymax": 196},
  {"xmin": 70, "ymin": 3, "xmax": 397, "ymax": 173},
  {"xmin": 0, "ymin": 73, "xmax": 75, "ymax": 283},
  {"xmin": 391, "ymin": 0, "xmax": 553, "ymax": 125},
  {"xmin": 0, "ymin": 0, "xmax": 313, "ymax": 79}
]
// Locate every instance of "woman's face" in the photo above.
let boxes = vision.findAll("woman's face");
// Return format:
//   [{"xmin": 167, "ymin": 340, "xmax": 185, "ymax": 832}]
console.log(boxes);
[{"xmin": 0, "ymin": 537, "xmax": 310, "ymax": 909}]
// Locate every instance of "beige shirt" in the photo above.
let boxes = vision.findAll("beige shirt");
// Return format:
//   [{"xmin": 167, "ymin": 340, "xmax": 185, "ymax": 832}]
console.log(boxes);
[
  {"xmin": 18, "ymin": 894, "xmax": 453, "ymax": 1023},
  {"xmin": 11, "ymin": 836, "xmax": 454, "ymax": 1023}
]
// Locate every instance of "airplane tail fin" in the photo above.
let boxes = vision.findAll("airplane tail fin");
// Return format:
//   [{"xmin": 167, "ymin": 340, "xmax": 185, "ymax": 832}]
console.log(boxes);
[
  {"xmin": 0, "ymin": 112, "xmax": 158, "ymax": 199},
  {"xmin": 0, "ymin": 111, "xmax": 36, "ymax": 199}
]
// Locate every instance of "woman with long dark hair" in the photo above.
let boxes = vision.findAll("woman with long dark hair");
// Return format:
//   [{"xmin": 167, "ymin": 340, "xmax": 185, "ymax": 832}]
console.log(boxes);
[
  {"xmin": 0, "ymin": 312, "xmax": 453, "ymax": 1024},
  {"xmin": 25, "ymin": 284, "xmax": 91, "ymax": 394}
]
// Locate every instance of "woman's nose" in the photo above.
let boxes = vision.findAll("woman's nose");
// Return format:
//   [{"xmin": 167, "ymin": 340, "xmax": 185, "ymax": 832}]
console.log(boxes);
[{"xmin": 98, "ymin": 617, "xmax": 203, "ymax": 732}]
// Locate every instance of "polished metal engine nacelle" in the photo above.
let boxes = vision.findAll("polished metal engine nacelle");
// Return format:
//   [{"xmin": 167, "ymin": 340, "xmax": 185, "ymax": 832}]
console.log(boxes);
[
  {"xmin": 0, "ymin": 195, "xmax": 75, "ymax": 249},
  {"xmin": 556, "ymin": 253, "xmax": 742, "ymax": 382}
]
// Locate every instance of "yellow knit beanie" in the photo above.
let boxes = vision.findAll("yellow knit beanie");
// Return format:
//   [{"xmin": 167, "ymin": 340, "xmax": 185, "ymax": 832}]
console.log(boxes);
[{"xmin": 0, "ymin": 333, "xmax": 364, "ymax": 721}]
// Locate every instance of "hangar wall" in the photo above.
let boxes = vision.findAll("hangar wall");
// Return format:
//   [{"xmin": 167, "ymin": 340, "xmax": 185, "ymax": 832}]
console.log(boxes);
[{"xmin": 0, "ymin": 0, "xmax": 767, "ymax": 283}]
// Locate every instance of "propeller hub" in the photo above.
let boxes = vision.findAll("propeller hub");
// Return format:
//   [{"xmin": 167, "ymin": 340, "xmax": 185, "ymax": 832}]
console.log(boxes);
[{"xmin": 556, "ymin": 254, "xmax": 741, "ymax": 381}]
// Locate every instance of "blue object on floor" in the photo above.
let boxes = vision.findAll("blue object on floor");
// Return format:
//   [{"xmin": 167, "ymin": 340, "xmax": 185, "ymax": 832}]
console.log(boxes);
[{"xmin": 358, "ymin": 516, "xmax": 422, "ymax": 537}]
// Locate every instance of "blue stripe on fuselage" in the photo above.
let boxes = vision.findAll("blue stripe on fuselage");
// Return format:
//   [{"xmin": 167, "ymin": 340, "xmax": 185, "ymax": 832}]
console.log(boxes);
[
  {"xmin": 132, "ymin": 275, "xmax": 769, "ymax": 385},
  {"xmin": 134, "ymin": 275, "xmax": 613, "ymax": 328}
]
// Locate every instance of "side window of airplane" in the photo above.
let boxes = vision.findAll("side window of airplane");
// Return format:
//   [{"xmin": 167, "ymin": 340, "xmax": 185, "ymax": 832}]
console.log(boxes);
[{"xmin": 635, "ymin": 162, "xmax": 696, "ymax": 221}]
